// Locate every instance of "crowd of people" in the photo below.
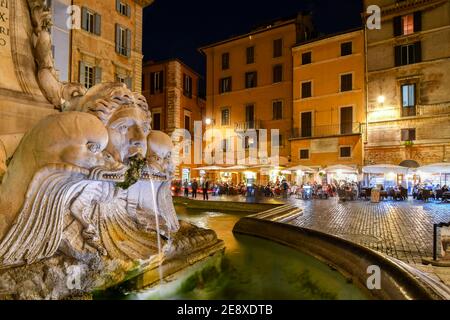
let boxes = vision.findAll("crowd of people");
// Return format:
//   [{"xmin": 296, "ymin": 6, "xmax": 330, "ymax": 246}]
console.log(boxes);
[
  {"xmin": 172, "ymin": 178, "xmax": 449, "ymax": 203},
  {"xmin": 412, "ymin": 183, "xmax": 449, "ymax": 201}
]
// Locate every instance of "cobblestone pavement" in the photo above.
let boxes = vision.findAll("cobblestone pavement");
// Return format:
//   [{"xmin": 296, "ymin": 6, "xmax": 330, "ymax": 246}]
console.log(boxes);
[
  {"xmin": 288, "ymin": 198, "xmax": 450, "ymax": 265},
  {"xmin": 192, "ymin": 194, "xmax": 450, "ymax": 264}
]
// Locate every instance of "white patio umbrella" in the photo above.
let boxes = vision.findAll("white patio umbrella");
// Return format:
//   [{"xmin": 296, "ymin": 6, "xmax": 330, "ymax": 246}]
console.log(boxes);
[
  {"xmin": 221, "ymin": 165, "xmax": 249, "ymax": 171},
  {"xmin": 194, "ymin": 166, "xmax": 224, "ymax": 171},
  {"xmin": 418, "ymin": 163, "xmax": 450, "ymax": 174},
  {"xmin": 324, "ymin": 165, "xmax": 357, "ymax": 173},
  {"xmin": 287, "ymin": 165, "xmax": 316, "ymax": 173},
  {"xmin": 363, "ymin": 164, "xmax": 409, "ymax": 175}
]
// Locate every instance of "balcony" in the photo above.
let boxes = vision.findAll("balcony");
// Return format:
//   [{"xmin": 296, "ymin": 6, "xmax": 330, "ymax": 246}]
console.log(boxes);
[
  {"xmin": 234, "ymin": 120, "xmax": 261, "ymax": 132},
  {"xmin": 291, "ymin": 122, "xmax": 363, "ymax": 139}
]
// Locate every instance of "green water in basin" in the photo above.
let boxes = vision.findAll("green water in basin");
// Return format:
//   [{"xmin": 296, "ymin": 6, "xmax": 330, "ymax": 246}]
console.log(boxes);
[{"xmin": 124, "ymin": 206, "xmax": 368, "ymax": 300}]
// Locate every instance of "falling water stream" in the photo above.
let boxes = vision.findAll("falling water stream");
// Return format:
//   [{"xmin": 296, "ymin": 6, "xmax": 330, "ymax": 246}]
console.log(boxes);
[{"xmin": 149, "ymin": 180, "xmax": 164, "ymax": 292}]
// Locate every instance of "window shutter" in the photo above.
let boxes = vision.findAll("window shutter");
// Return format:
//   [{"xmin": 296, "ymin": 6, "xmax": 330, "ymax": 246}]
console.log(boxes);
[
  {"xmin": 150, "ymin": 73, "xmax": 155, "ymax": 94},
  {"xmin": 94, "ymin": 13, "xmax": 101, "ymax": 36},
  {"xmin": 413, "ymin": 11, "xmax": 422, "ymax": 32},
  {"xmin": 394, "ymin": 45, "xmax": 402, "ymax": 66},
  {"xmin": 126, "ymin": 4, "xmax": 131, "ymax": 17},
  {"xmin": 126, "ymin": 29, "xmax": 132, "ymax": 57},
  {"xmin": 115, "ymin": 24, "xmax": 120, "ymax": 53},
  {"xmin": 410, "ymin": 129, "xmax": 416, "ymax": 141},
  {"xmin": 81, "ymin": 7, "xmax": 88, "ymax": 31},
  {"xmin": 94, "ymin": 66, "xmax": 102, "ymax": 84},
  {"xmin": 125, "ymin": 77, "xmax": 132, "ymax": 90},
  {"xmin": 115, "ymin": 0, "xmax": 120, "ymax": 12},
  {"xmin": 159, "ymin": 71, "xmax": 164, "ymax": 92},
  {"xmin": 393, "ymin": 16, "xmax": 402, "ymax": 36},
  {"xmin": 79, "ymin": 61, "xmax": 86, "ymax": 86},
  {"xmin": 414, "ymin": 41, "xmax": 422, "ymax": 62}
]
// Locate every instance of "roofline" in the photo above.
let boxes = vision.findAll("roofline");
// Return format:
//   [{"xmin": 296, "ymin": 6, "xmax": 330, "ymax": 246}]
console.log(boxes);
[
  {"xmin": 198, "ymin": 18, "xmax": 297, "ymax": 53},
  {"xmin": 143, "ymin": 58, "xmax": 203, "ymax": 79},
  {"xmin": 292, "ymin": 27, "xmax": 364, "ymax": 49}
]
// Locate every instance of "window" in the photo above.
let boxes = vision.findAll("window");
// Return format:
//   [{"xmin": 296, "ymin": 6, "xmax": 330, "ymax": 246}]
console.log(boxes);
[
  {"xmin": 273, "ymin": 101, "xmax": 282, "ymax": 120},
  {"xmin": 341, "ymin": 42, "xmax": 352, "ymax": 56},
  {"xmin": 299, "ymin": 149, "xmax": 309, "ymax": 160},
  {"xmin": 301, "ymin": 81, "xmax": 312, "ymax": 98},
  {"xmin": 340, "ymin": 74, "xmax": 353, "ymax": 92},
  {"xmin": 273, "ymin": 64, "xmax": 283, "ymax": 83},
  {"xmin": 401, "ymin": 84, "xmax": 416, "ymax": 117},
  {"xmin": 116, "ymin": 0, "xmax": 131, "ymax": 17},
  {"xmin": 245, "ymin": 71, "xmax": 257, "ymax": 89},
  {"xmin": 150, "ymin": 71, "xmax": 164, "ymax": 94},
  {"xmin": 340, "ymin": 146, "xmax": 352, "ymax": 158},
  {"xmin": 81, "ymin": 7, "xmax": 101, "ymax": 35},
  {"xmin": 219, "ymin": 77, "xmax": 232, "ymax": 93},
  {"xmin": 302, "ymin": 52, "xmax": 311, "ymax": 65},
  {"xmin": 402, "ymin": 14, "xmax": 414, "ymax": 35},
  {"xmin": 246, "ymin": 46, "xmax": 255, "ymax": 64},
  {"xmin": 394, "ymin": 12, "xmax": 421, "ymax": 36},
  {"xmin": 222, "ymin": 52, "xmax": 229, "ymax": 70},
  {"xmin": 401, "ymin": 128, "xmax": 416, "ymax": 141},
  {"xmin": 116, "ymin": 74, "xmax": 132, "ymax": 89},
  {"xmin": 221, "ymin": 108, "xmax": 230, "ymax": 126},
  {"xmin": 245, "ymin": 104, "xmax": 255, "ymax": 122},
  {"xmin": 115, "ymin": 24, "xmax": 131, "ymax": 57},
  {"xmin": 395, "ymin": 42, "xmax": 421, "ymax": 66},
  {"xmin": 152, "ymin": 111, "xmax": 161, "ymax": 130},
  {"xmin": 340, "ymin": 106, "xmax": 353, "ymax": 134},
  {"xmin": 79, "ymin": 62, "xmax": 101, "ymax": 89},
  {"xmin": 183, "ymin": 74, "xmax": 193, "ymax": 98},
  {"xmin": 184, "ymin": 115, "xmax": 191, "ymax": 131},
  {"xmin": 273, "ymin": 38, "xmax": 282, "ymax": 58},
  {"xmin": 301, "ymin": 112, "xmax": 312, "ymax": 137}
]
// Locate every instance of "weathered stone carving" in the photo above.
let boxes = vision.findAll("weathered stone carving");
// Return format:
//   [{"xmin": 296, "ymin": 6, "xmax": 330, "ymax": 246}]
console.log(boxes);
[
  {"xmin": 28, "ymin": 0, "xmax": 86, "ymax": 109},
  {"xmin": 0, "ymin": 0, "xmax": 221, "ymax": 299}
]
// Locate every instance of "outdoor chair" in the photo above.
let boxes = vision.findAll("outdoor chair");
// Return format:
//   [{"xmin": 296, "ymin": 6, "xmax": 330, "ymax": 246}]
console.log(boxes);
[
  {"xmin": 400, "ymin": 188, "xmax": 408, "ymax": 200},
  {"xmin": 422, "ymin": 189, "xmax": 431, "ymax": 202}
]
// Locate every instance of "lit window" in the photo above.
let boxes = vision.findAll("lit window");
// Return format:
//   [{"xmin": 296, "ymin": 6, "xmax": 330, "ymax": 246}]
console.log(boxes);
[{"xmin": 402, "ymin": 14, "xmax": 414, "ymax": 35}]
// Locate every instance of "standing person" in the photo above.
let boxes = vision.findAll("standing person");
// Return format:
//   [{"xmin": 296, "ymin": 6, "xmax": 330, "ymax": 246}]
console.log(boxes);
[
  {"xmin": 183, "ymin": 179, "xmax": 189, "ymax": 197},
  {"xmin": 281, "ymin": 179, "xmax": 289, "ymax": 199},
  {"xmin": 202, "ymin": 179, "xmax": 209, "ymax": 201},
  {"xmin": 192, "ymin": 179, "xmax": 198, "ymax": 199}
]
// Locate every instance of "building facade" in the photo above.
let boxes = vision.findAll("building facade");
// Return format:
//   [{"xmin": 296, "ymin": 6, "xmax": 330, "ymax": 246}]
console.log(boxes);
[
  {"xmin": 200, "ymin": 14, "xmax": 314, "ymax": 184},
  {"xmin": 290, "ymin": 29, "xmax": 366, "ymax": 183},
  {"xmin": 142, "ymin": 59, "xmax": 205, "ymax": 181},
  {"xmin": 51, "ymin": 0, "xmax": 153, "ymax": 92},
  {"xmin": 364, "ymin": 0, "xmax": 450, "ymax": 167}
]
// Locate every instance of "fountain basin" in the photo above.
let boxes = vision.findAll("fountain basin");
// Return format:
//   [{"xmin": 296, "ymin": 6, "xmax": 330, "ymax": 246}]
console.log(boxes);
[{"xmin": 233, "ymin": 217, "xmax": 450, "ymax": 300}]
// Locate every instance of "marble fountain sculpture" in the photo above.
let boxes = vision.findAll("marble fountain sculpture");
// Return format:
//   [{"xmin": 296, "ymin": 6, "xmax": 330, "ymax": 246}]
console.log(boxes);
[{"xmin": 0, "ymin": 0, "xmax": 223, "ymax": 299}]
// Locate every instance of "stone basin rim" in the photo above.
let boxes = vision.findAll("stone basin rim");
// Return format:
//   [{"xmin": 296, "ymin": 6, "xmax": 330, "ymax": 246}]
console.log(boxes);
[{"xmin": 233, "ymin": 217, "xmax": 450, "ymax": 300}]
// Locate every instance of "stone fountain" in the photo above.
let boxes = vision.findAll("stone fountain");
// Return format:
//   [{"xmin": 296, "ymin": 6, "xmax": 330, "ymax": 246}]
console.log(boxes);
[{"xmin": 0, "ymin": 0, "xmax": 223, "ymax": 299}]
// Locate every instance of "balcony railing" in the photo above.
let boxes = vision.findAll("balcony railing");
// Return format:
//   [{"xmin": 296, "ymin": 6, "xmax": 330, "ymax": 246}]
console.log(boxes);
[
  {"xmin": 235, "ymin": 120, "xmax": 261, "ymax": 132},
  {"xmin": 291, "ymin": 122, "xmax": 362, "ymax": 139}
]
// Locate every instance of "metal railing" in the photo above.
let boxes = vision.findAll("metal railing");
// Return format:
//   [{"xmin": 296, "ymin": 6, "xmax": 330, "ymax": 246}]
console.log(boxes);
[
  {"xmin": 291, "ymin": 122, "xmax": 362, "ymax": 139},
  {"xmin": 235, "ymin": 120, "xmax": 261, "ymax": 132}
]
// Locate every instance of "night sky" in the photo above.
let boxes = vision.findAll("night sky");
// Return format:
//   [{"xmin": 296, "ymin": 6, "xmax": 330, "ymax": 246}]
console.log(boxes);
[{"xmin": 142, "ymin": 0, "xmax": 364, "ymax": 83}]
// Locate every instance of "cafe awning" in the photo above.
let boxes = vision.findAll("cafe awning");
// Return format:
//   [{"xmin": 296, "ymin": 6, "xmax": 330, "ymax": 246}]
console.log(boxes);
[
  {"xmin": 362, "ymin": 164, "xmax": 409, "ymax": 175},
  {"xmin": 194, "ymin": 166, "xmax": 224, "ymax": 171},
  {"xmin": 418, "ymin": 163, "xmax": 450, "ymax": 174},
  {"xmin": 323, "ymin": 165, "xmax": 358, "ymax": 174},
  {"xmin": 287, "ymin": 165, "xmax": 316, "ymax": 173}
]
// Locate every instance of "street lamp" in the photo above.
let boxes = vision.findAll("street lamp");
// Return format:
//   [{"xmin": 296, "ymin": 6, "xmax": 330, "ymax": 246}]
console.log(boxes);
[
  {"xmin": 377, "ymin": 95, "xmax": 385, "ymax": 104},
  {"xmin": 205, "ymin": 118, "xmax": 212, "ymax": 125}
]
